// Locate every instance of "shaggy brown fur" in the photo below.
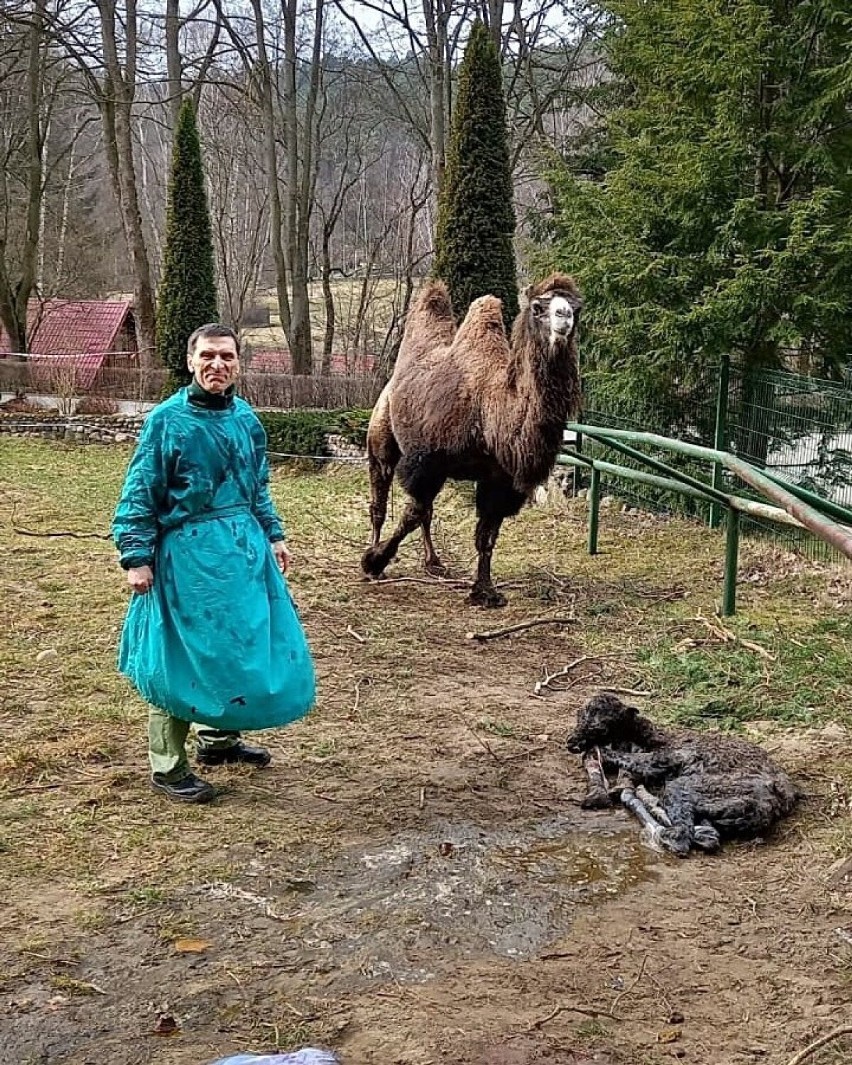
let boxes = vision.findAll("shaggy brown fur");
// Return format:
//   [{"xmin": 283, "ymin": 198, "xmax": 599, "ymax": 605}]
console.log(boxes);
[
  {"xmin": 566, "ymin": 693, "xmax": 798, "ymax": 857},
  {"xmin": 362, "ymin": 274, "xmax": 583, "ymax": 606}
]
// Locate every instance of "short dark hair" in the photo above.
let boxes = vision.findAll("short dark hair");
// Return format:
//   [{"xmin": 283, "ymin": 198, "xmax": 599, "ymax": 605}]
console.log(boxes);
[{"xmin": 186, "ymin": 323, "xmax": 240, "ymax": 358}]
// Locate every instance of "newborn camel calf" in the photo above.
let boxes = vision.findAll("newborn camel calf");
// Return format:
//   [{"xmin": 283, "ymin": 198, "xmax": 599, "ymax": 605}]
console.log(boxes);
[{"xmin": 566, "ymin": 693, "xmax": 798, "ymax": 857}]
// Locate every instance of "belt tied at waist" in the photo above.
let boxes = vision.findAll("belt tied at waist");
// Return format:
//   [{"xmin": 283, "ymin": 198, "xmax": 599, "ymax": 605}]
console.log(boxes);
[{"xmin": 165, "ymin": 503, "xmax": 253, "ymax": 531}]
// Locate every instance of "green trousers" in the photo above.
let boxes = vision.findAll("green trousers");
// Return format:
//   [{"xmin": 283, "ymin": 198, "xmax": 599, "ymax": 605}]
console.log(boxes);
[{"xmin": 148, "ymin": 707, "xmax": 241, "ymax": 781}]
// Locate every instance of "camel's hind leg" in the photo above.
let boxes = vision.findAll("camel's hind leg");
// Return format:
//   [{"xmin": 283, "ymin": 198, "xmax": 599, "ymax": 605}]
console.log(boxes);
[
  {"xmin": 362, "ymin": 391, "xmax": 401, "ymax": 557},
  {"xmin": 362, "ymin": 451, "xmax": 446, "ymax": 578},
  {"xmin": 421, "ymin": 503, "xmax": 447, "ymax": 576}
]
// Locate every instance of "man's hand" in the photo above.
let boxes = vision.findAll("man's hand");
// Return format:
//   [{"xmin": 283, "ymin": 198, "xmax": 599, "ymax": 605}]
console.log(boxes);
[
  {"xmin": 127, "ymin": 565, "xmax": 154, "ymax": 594},
  {"xmin": 271, "ymin": 540, "xmax": 290, "ymax": 575}
]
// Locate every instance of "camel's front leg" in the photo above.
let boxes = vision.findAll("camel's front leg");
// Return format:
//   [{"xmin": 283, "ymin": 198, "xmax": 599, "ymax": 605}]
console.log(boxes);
[
  {"xmin": 469, "ymin": 513, "xmax": 506, "ymax": 607},
  {"xmin": 469, "ymin": 480, "xmax": 526, "ymax": 608},
  {"xmin": 365, "ymin": 448, "xmax": 400, "ymax": 550}
]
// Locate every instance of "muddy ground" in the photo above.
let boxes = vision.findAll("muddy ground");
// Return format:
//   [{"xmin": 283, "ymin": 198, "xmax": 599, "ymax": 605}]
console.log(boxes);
[{"xmin": 1, "ymin": 447, "xmax": 850, "ymax": 1065}]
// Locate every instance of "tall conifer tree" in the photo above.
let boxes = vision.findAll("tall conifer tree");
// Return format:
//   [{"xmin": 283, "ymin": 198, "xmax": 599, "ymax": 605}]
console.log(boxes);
[
  {"xmin": 433, "ymin": 20, "xmax": 519, "ymax": 330},
  {"xmin": 156, "ymin": 98, "xmax": 219, "ymax": 389}
]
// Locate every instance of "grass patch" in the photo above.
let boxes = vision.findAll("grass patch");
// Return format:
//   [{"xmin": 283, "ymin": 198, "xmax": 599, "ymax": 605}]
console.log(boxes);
[
  {"xmin": 0, "ymin": 435, "xmax": 850, "ymax": 915},
  {"xmin": 639, "ymin": 613, "xmax": 852, "ymax": 731}
]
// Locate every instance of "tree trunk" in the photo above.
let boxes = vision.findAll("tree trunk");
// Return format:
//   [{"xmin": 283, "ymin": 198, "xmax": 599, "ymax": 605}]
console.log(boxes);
[
  {"xmin": 0, "ymin": 0, "xmax": 47, "ymax": 354},
  {"xmin": 321, "ymin": 227, "xmax": 334, "ymax": 372},
  {"xmin": 482, "ymin": 0, "xmax": 503, "ymax": 52},
  {"xmin": 422, "ymin": 0, "xmax": 446, "ymax": 198},
  {"xmin": 95, "ymin": 0, "xmax": 157, "ymax": 366},
  {"xmin": 165, "ymin": 0, "xmax": 183, "ymax": 129},
  {"xmin": 282, "ymin": 0, "xmax": 324, "ymax": 375},
  {"xmin": 37, "ymin": 117, "xmax": 50, "ymax": 292},
  {"xmin": 248, "ymin": 0, "xmax": 290, "ymax": 341},
  {"xmin": 113, "ymin": 101, "xmax": 157, "ymax": 364}
]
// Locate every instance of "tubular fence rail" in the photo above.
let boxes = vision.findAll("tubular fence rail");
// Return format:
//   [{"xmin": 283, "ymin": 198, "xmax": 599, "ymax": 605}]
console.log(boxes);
[{"xmin": 577, "ymin": 356, "xmax": 852, "ymax": 559}]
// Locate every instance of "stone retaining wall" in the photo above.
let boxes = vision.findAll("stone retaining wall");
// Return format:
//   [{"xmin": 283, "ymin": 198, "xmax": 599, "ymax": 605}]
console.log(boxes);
[
  {"xmin": 0, "ymin": 411, "xmax": 144, "ymax": 444},
  {"xmin": 0, "ymin": 411, "xmax": 366, "ymax": 459}
]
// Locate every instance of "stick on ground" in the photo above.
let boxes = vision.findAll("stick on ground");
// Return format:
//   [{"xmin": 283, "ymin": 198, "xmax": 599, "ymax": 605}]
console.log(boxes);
[
  {"xmin": 466, "ymin": 616, "xmax": 576, "ymax": 642},
  {"xmin": 527, "ymin": 1002, "xmax": 617, "ymax": 1031},
  {"xmin": 783, "ymin": 1025, "xmax": 852, "ymax": 1065}
]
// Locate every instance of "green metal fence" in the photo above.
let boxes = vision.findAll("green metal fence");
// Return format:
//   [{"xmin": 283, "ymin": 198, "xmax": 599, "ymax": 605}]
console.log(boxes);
[{"xmin": 577, "ymin": 358, "xmax": 852, "ymax": 559}]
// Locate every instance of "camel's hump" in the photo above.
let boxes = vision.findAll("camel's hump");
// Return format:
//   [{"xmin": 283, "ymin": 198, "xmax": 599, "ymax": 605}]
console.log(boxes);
[{"xmin": 414, "ymin": 280, "xmax": 454, "ymax": 318}]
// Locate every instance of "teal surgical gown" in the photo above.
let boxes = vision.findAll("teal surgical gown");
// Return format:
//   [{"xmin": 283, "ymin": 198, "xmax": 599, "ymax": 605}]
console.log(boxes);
[{"xmin": 112, "ymin": 386, "xmax": 316, "ymax": 732}]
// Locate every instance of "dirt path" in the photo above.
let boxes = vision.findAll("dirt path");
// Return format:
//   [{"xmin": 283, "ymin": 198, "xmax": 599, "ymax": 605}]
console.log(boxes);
[
  {"xmin": 1, "ymin": 453, "xmax": 850, "ymax": 1065},
  {"xmin": 2, "ymin": 661, "xmax": 849, "ymax": 1065}
]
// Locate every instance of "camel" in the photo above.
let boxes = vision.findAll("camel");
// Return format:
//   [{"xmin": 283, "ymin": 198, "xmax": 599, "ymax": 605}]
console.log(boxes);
[
  {"xmin": 361, "ymin": 273, "xmax": 583, "ymax": 607},
  {"xmin": 566, "ymin": 693, "xmax": 798, "ymax": 857}
]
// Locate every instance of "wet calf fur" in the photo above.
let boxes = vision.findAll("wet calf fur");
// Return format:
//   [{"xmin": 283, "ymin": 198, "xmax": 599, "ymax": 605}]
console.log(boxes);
[{"xmin": 566, "ymin": 693, "xmax": 798, "ymax": 856}]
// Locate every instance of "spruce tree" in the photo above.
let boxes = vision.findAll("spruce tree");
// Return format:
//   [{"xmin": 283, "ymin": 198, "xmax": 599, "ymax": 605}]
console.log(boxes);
[
  {"xmin": 433, "ymin": 20, "xmax": 519, "ymax": 330},
  {"xmin": 544, "ymin": 0, "xmax": 852, "ymax": 445},
  {"xmin": 156, "ymin": 98, "xmax": 219, "ymax": 389}
]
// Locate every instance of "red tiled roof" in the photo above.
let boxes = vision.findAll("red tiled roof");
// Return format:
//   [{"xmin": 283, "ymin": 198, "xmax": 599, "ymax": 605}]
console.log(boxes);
[
  {"xmin": 250, "ymin": 349, "xmax": 291, "ymax": 372},
  {"xmin": 29, "ymin": 353, "xmax": 108, "ymax": 391},
  {"xmin": 249, "ymin": 348, "xmax": 376, "ymax": 375},
  {"xmin": 0, "ymin": 298, "xmax": 134, "ymax": 356}
]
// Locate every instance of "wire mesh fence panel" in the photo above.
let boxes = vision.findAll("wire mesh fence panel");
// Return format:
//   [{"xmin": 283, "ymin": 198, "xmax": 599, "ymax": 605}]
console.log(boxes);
[
  {"xmin": 577, "ymin": 359, "xmax": 852, "ymax": 559},
  {"xmin": 725, "ymin": 364, "xmax": 852, "ymax": 557},
  {"xmin": 0, "ymin": 355, "xmax": 384, "ymax": 412},
  {"xmin": 577, "ymin": 363, "xmax": 722, "ymax": 521}
]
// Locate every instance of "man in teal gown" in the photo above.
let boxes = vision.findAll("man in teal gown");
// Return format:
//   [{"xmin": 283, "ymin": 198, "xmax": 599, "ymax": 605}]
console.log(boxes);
[{"xmin": 112, "ymin": 324, "xmax": 316, "ymax": 803}]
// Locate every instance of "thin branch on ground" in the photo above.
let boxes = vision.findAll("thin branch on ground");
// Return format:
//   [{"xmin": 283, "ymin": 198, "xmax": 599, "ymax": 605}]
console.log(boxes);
[
  {"xmin": 12, "ymin": 523, "xmax": 112, "ymax": 540},
  {"xmin": 363, "ymin": 575, "xmax": 470, "ymax": 588},
  {"xmin": 784, "ymin": 1025, "xmax": 852, "ymax": 1065},
  {"xmin": 533, "ymin": 656, "xmax": 593, "ymax": 695},
  {"xmin": 8, "ymin": 503, "xmax": 112, "ymax": 540},
  {"xmin": 446, "ymin": 705, "xmax": 502, "ymax": 764},
  {"xmin": 692, "ymin": 613, "xmax": 777, "ymax": 661},
  {"xmin": 612, "ymin": 953, "xmax": 649, "ymax": 1014},
  {"xmin": 466, "ymin": 615, "xmax": 577, "ymax": 642},
  {"xmin": 527, "ymin": 1001, "xmax": 617, "ymax": 1030}
]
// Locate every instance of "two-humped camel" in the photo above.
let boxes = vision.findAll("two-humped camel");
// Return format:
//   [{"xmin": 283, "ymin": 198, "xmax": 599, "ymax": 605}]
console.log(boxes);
[{"xmin": 362, "ymin": 274, "xmax": 583, "ymax": 607}]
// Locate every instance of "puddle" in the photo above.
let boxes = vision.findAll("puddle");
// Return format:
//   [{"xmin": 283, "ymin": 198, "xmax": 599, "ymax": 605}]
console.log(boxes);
[
  {"xmin": 493, "ymin": 832, "xmax": 653, "ymax": 897},
  {"xmin": 200, "ymin": 814, "xmax": 662, "ymax": 981}
]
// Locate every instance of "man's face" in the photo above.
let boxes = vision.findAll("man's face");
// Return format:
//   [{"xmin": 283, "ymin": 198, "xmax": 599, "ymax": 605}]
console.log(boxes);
[{"xmin": 187, "ymin": 335, "xmax": 239, "ymax": 393}]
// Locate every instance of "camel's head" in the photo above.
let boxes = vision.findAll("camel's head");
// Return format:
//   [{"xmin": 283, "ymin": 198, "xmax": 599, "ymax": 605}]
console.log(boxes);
[
  {"xmin": 525, "ymin": 273, "xmax": 582, "ymax": 348},
  {"xmin": 565, "ymin": 692, "xmax": 640, "ymax": 752}
]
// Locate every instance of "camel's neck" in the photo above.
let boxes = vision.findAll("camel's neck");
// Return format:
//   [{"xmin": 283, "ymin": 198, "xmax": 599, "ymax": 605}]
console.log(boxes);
[{"xmin": 503, "ymin": 338, "xmax": 581, "ymax": 490}]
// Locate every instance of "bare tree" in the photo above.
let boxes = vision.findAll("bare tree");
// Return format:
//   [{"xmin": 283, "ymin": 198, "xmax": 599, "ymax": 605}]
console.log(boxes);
[
  {"xmin": 86, "ymin": 0, "xmax": 158, "ymax": 363},
  {"xmin": 200, "ymin": 81, "xmax": 269, "ymax": 331},
  {"xmin": 217, "ymin": 0, "xmax": 326, "ymax": 373},
  {"xmin": 0, "ymin": 0, "xmax": 47, "ymax": 353}
]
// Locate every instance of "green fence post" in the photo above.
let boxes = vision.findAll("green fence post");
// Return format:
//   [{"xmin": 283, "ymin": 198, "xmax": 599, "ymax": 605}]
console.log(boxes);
[
  {"xmin": 722, "ymin": 509, "xmax": 739, "ymax": 616},
  {"xmin": 588, "ymin": 466, "xmax": 601, "ymax": 555},
  {"xmin": 709, "ymin": 353, "xmax": 731, "ymax": 530},
  {"xmin": 574, "ymin": 430, "xmax": 584, "ymax": 495}
]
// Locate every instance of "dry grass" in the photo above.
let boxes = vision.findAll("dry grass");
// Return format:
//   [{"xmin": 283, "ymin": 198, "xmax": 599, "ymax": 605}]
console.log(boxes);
[
  {"xmin": 2, "ymin": 438, "xmax": 851, "ymax": 879},
  {"xmin": 1, "ymin": 437, "xmax": 851, "ymax": 1064},
  {"xmin": 244, "ymin": 278, "xmax": 400, "ymax": 357}
]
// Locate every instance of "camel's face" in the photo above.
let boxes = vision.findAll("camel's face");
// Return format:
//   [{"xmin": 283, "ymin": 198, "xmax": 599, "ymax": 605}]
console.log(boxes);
[
  {"xmin": 530, "ymin": 291, "xmax": 580, "ymax": 348},
  {"xmin": 565, "ymin": 694, "xmax": 638, "ymax": 752}
]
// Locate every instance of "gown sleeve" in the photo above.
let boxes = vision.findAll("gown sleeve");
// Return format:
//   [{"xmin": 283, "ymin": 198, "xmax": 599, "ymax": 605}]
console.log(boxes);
[
  {"xmin": 112, "ymin": 415, "xmax": 168, "ymax": 570},
  {"xmin": 248, "ymin": 414, "xmax": 286, "ymax": 542}
]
